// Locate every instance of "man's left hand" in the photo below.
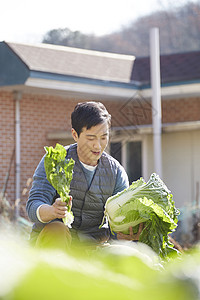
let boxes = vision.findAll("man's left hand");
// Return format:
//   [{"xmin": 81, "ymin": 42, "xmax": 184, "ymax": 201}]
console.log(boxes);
[{"xmin": 117, "ymin": 223, "xmax": 143, "ymax": 241}]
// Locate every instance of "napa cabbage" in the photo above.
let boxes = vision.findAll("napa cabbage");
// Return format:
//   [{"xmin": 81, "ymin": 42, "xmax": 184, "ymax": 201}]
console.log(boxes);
[{"xmin": 101, "ymin": 173, "xmax": 180, "ymax": 258}]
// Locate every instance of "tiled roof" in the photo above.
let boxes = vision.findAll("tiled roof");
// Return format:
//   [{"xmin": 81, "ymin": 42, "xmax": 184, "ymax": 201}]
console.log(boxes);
[
  {"xmin": 7, "ymin": 42, "xmax": 135, "ymax": 83},
  {"xmin": 131, "ymin": 51, "xmax": 200, "ymax": 86},
  {"xmin": 2, "ymin": 41, "xmax": 200, "ymax": 89}
]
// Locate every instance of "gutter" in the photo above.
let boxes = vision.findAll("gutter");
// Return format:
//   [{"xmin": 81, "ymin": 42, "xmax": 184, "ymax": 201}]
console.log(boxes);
[
  {"xmin": 24, "ymin": 77, "xmax": 138, "ymax": 100},
  {"xmin": 14, "ymin": 90, "xmax": 22, "ymax": 219},
  {"xmin": 110, "ymin": 121, "xmax": 200, "ymax": 136}
]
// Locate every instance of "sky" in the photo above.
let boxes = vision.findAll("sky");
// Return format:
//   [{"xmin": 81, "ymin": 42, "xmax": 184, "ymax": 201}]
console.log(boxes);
[{"xmin": 0, "ymin": 0, "xmax": 192, "ymax": 44}]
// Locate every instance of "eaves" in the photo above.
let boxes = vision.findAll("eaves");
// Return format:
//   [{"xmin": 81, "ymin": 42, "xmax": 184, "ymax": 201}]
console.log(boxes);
[{"xmin": 138, "ymin": 78, "xmax": 200, "ymax": 100}]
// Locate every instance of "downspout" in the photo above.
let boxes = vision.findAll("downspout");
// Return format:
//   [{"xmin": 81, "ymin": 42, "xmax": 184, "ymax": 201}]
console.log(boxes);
[
  {"xmin": 150, "ymin": 27, "xmax": 162, "ymax": 178},
  {"xmin": 14, "ymin": 91, "xmax": 22, "ymax": 219}
]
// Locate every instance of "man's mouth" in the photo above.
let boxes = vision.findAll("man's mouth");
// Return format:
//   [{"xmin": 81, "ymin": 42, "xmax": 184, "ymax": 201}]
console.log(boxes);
[{"xmin": 91, "ymin": 150, "xmax": 101, "ymax": 156}]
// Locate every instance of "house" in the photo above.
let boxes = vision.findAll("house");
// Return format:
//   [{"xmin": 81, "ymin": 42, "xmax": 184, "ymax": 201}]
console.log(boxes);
[{"xmin": 0, "ymin": 41, "xmax": 200, "ymax": 221}]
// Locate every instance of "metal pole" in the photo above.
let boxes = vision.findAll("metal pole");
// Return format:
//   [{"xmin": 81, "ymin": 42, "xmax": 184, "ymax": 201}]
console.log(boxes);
[{"xmin": 150, "ymin": 27, "xmax": 162, "ymax": 177}]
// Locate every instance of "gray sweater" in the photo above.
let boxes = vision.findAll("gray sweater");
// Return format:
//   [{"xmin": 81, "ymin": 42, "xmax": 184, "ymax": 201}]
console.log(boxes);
[{"xmin": 26, "ymin": 143, "xmax": 129, "ymax": 242}]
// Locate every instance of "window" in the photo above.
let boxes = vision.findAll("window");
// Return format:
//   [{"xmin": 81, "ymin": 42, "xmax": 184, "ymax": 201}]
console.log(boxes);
[
  {"xmin": 110, "ymin": 141, "xmax": 142, "ymax": 183},
  {"xmin": 110, "ymin": 142, "xmax": 122, "ymax": 164},
  {"xmin": 126, "ymin": 141, "xmax": 142, "ymax": 183}
]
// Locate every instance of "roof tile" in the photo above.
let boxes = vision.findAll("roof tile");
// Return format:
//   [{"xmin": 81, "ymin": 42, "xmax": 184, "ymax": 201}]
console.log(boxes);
[
  {"xmin": 7, "ymin": 42, "xmax": 135, "ymax": 83},
  {"xmin": 131, "ymin": 51, "xmax": 200, "ymax": 85}
]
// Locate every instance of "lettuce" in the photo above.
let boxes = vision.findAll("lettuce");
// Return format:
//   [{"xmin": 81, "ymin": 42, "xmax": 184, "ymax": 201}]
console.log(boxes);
[
  {"xmin": 101, "ymin": 173, "xmax": 180, "ymax": 258},
  {"xmin": 44, "ymin": 143, "xmax": 75, "ymax": 227}
]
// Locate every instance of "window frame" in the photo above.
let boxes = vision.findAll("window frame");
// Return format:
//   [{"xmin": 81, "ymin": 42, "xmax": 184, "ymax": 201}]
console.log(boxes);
[{"xmin": 108, "ymin": 133, "xmax": 148, "ymax": 181}]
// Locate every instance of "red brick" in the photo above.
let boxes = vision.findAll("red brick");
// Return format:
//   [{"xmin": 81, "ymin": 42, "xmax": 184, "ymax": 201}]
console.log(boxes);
[{"xmin": 1, "ymin": 90, "xmax": 200, "ymax": 209}]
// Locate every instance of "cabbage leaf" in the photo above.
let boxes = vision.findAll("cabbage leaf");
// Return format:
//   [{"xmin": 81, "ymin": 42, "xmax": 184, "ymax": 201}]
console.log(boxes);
[
  {"xmin": 101, "ymin": 173, "xmax": 180, "ymax": 258},
  {"xmin": 44, "ymin": 143, "xmax": 75, "ymax": 227}
]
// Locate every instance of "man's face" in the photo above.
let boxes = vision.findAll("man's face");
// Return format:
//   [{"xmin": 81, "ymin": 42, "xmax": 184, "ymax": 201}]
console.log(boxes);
[{"xmin": 72, "ymin": 121, "xmax": 109, "ymax": 166}]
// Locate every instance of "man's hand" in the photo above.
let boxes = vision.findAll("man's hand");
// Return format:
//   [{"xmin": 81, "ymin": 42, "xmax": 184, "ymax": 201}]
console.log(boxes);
[
  {"xmin": 38, "ymin": 196, "xmax": 72, "ymax": 223},
  {"xmin": 52, "ymin": 198, "xmax": 71, "ymax": 219},
  {"xmin": 117, "ymin": 223, "xmax": 143, "ymax": 241}
]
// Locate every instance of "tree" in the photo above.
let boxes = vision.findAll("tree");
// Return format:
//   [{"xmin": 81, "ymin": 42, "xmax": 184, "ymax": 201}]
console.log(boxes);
[
  {"xmin": 43, "ymin": 28, "xmax": 93, "ymax": 49},
  {"xmin": 42, "ymin": 1, "xmax": 200, "ymax": 56}
]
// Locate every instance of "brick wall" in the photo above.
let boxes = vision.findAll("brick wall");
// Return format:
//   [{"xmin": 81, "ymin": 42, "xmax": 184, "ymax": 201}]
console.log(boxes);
[
  {"xmin": 20, "ymin": 93, "xmax": 81, "ymax": 215},
  {"xmin": 0, "ymin": 90, "xmax": 200, "ymax": 217},
  {"xmin": 0, "ymin": 91, "xmax": 81, "ymax": 216},
  {"xmin": 162, "ymin": 97, "xmax": 200, "ymax": 123},
  {"xmin": 106, "ymin": 96, "xmax": 200, "ymax": 126},
  {"xmin": 105, "ymin": 97, "xmax": 153, "ymax": 127}
]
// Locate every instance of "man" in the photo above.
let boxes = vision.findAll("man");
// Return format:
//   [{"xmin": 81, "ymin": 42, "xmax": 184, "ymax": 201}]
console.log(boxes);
[{"xmin": 26, "ymin": 101, "xmax": 142, "ymax": 250}]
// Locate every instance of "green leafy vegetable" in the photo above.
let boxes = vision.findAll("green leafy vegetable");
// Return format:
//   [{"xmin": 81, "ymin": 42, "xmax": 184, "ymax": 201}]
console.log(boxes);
[
  {"xmin": 101, "ymin": 173, "xmax": 180, "ymax": 258},
  {"xmin": 44, "ymin": 143, "xmax": 75, "ymax": 227},
  {"xmin": 1, "ymin": 229, "xmax": 200, "ymax": 300}
]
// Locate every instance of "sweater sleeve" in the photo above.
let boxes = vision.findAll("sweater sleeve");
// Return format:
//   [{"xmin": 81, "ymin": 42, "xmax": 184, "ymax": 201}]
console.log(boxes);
[
  {"xmin": 26, "ymin": 155, "xmax": 57, "ymax": 224},
  {"xmin": 112, "ymin": 164, "xmax": 129, "ymax": 195}
]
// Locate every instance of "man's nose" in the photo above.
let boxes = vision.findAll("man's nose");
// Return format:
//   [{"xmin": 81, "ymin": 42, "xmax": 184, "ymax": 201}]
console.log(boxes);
[{"xmin": 93, "ymin": 139, "xmax": 101, "ymax": 149}]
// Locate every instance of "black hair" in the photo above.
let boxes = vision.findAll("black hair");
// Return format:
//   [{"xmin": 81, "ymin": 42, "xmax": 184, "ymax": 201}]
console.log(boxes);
[{"xmin": 71, "ymin": 101, "xmax": 111, "ymax": 136}]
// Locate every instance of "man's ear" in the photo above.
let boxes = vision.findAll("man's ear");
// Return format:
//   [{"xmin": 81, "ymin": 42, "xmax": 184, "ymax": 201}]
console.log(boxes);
[{"xmin": 71, "ymin": 128, "xmax": 78, "ymax": 142}]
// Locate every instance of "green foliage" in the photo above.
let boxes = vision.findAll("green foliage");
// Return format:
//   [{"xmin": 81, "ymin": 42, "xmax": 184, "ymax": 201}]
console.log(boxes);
[
  {"xmin": 0, "ymin": 231, "xmax": 199, "ymax": 300},
  {"xmin": 102, "ymin": 173, "xmax": 179, "ymax": 258},
  {"xmin": 44, "ymin": 143, "xmax": 75, "ymax": 226},
  {"xmin": 42, "ymin": 2, "xmax": 200, "ymax": 56},
  {"xmin": 43, "ymin": 27, "xmax": 91, "ymax": 49}
]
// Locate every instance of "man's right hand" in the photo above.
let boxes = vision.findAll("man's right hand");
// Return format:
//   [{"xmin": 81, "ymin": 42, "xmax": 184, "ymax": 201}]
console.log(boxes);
[
  {"xmin": 52, "ymin": 198, "xmax": 69, "ymax": 219},
  {"xmin": 38, "ymin": 197, "xmax": 72, "ymax": 223}
]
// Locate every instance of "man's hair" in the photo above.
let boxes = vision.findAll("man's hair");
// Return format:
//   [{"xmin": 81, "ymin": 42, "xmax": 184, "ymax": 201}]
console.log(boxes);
[{"xmin": 71, "ymin": 101, "xmax": 111, "ymax": 136}]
